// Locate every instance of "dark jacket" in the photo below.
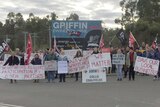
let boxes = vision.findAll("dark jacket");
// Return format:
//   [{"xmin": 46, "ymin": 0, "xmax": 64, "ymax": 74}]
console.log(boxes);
[
  {"xmin": 4, "ymin": 56, "xmax": 19, "ymax": 66},
  {"xmin": 154, "ymin": 49, "xmax": 160, "ymax": 61},
  {"xmin": 31, "ymin": 58, "xmax": 42, "ymax": 65}
]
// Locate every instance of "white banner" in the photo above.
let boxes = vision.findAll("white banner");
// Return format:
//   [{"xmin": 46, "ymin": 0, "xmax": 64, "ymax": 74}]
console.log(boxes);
[
  {"xmin": 0, "ymin": 61, "xmax": 4, "ymax": 66},
  {"xmin": 83, "ymin": 50, "xmax": 93, "ymax": 57},
  {"xmin": 89, "ymin": 53, "xmax": 111, "ymax": 69},
  {"xmin": 0, "ymin": 65, "xmax": 45, "ymax": 80},
  {"xmin": 44, "ymin": 60, "xmax": 57, "ymax": 71},
  {"xmin": 82, "ymin": 68, "xmax": 106, "ymax": 83},
  {"xmin": 68, "ymin": 57, "xmax": 89, "ymax": 74},
  {"xmin": 64, "ymin": 49, "xmax": 81, "ymax": 61},
  {"xmin": 134, "ymin": 56, "xmax": 159, "ymax": 75},
  {"xmin": 58, "ymin": 61, "xmax": 68, "ymax": 74},
  {"xmin": 112, "ymin": 54, "xmax": 125, "ymax": 65}
]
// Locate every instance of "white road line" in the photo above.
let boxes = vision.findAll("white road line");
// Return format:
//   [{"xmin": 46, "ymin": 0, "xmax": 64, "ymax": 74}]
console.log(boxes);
[{"xmin": 0, "ymin": 103, "xmax": 24, "ymax": 107}]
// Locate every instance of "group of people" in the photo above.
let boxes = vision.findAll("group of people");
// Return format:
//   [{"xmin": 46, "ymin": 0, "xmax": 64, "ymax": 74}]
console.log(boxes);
[
  {"xmin": 1, "ymin": 41, "xmax": 160, "ymax": 84},
  {"xmin": 110, "ymin": 42, "xmax": 160, "ymax": 81}
]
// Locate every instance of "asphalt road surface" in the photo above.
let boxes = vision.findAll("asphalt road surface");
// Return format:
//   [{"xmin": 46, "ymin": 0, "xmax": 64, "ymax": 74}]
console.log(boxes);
[{"xmin": 0, "ymin": 75, "xmax": 160, "ymax": 107}]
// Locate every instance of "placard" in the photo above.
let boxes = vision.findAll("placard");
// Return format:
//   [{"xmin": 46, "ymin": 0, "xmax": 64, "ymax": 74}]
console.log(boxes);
[
  {"xmin": 134, "ymin": 56, "xmax": 159, "ymax": 75},
  {"xmin": 44, "ymin": 60, "xmax": 57, "ymax": 71},
  {"xmin": 58, "ymin": 61, "xmax": 68, "ymax": 74},
  {"xmin": 82, "ymin": 68, "xmax": 106, "ymax": 83},
  {"xmin": 112, "ymin": 54, "xmax": 125, "ymax": 65}
]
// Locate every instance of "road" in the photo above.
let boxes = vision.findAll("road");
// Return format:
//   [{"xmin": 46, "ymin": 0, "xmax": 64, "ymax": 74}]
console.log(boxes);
[{"xmin": 0, "ymin": 75, "xmax": 160, "ymax": 107}]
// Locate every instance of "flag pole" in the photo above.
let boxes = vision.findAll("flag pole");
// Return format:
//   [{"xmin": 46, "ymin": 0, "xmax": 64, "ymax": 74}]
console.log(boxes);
[{"xmin": 130, "ymin": 32, "xmax": 140, "ymax": 48}]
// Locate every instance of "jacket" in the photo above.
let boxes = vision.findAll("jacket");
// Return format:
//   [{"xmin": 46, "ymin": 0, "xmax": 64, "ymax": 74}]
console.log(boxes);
[
  {"xmin": 4, "ymin": 56, "xmax": 19, "ymax": 66},
  {"xmin": 126, "ymin": 52, "xmax": 137, "ymax": 67}
]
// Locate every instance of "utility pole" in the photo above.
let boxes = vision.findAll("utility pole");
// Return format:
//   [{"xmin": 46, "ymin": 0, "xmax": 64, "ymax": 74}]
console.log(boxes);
[
  {"xmin": 31, "ymin": 33, "xmax": 38, "ymax": 52},
  {"xmin": 22, "ymin": 32, "xmax": 28, "ymax": 52},
  {"xmin": 49, "ymin": 26, "xmax": 52, "ymax": 49}
]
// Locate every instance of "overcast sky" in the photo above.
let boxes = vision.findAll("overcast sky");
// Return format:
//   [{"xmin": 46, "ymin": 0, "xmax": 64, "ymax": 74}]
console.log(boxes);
[{"xmin": 0, "ymin": 0, "xmax": 122, "ymax": 28}]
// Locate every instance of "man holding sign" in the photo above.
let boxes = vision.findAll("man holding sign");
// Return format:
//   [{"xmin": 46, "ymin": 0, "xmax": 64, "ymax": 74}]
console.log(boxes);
[
  {"xmin": 3, "ymin": 52, "xmax": 19, "ymax": 83},
  {"xmin": 44, "ymin": 49, "xmax": 58, "ymax": 83}
]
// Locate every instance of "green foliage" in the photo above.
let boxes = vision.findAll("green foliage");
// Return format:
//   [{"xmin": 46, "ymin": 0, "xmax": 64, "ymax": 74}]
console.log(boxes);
[{"xmin": 115, "ymin": 0, "xmax": 160, "ymax": 45}]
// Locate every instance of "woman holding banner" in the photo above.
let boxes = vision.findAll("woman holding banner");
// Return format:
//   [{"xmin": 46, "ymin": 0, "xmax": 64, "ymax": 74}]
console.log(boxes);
[
  {"xmin": 31, "ymin": 53, "xmax": 42, "ymax": 83},
  {"xmin": 58, "ymin": 48, "xmax": 68, "ymax": 82},
  {"xmin": 116, "ymin": 48, "xmax": 123, "ymax": 81},
  {"xmin": 74, "ymin": 50, "xmax": 83, "ymax": 81}
]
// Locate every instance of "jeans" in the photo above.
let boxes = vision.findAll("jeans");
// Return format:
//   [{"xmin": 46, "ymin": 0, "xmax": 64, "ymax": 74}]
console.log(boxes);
[
  {"xmin": 47, "ymin": 71, "xmax": 55, "ymax": 82},
  {"xmin": 75, "ymin": 73, "xmax": 79, "ymax": 81},
  {"xmin": 59, "ymin": 74, "xmax": 65, "ymax": 82},
  {"xmin": 116, "ymin": 65, "xmax": 123, "ymax": 79}
]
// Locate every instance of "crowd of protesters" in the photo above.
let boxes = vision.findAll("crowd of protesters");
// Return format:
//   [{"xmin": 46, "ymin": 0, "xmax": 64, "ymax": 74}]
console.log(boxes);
[{"xmin": 1, "ymin": 41, "xmax": 160, "ymax": 84}]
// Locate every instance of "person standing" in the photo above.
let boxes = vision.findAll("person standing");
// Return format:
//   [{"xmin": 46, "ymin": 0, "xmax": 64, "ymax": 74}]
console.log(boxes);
[
  {"xmin": 154, "ymin": 44, "xmax": 160, "ymax": 80},
  {"xmin": 124, "ymin": 46, "xmax": 130, "ymax": 78},
  {"xmin": 4, "ymin": 52, "xmax": 20, "ymax": 83},
  {"xmin": 116, "ymin": 48, "xmax": 124, "ymax": 81},
  {"xmin": 126, "ymin": 47, "xmax": 137, "ymax": 81},
  {"xmin": 58, "ymin": 48, "xmax": 68, "ymax": 82},
  {"xmin": 74, "ymin": 50, "xmax": 83, "ymax": 81},
  {"xmin": 44, "ymin": 48, "xmax": 57, "ymax": 83},
  {"xmin": 31, "ymin": 53, "xmax": 42, "ymax": 83}
]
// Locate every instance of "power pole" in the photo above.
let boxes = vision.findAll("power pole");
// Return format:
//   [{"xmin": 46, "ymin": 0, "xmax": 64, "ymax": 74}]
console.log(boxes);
[
  {"xmin": 49, "ymin": 26, "xmax": 52, "ymax": 49},
  {"xmin": 31, "ymin": 33, "xmax": 38, "ymax": 52},
  {"xmin": 22, "ymin": 32, "xmax": 28, "ymax": 52}
]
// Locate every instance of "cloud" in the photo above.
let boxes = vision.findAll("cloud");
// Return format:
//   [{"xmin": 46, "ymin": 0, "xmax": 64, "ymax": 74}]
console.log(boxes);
[{"xmin": 0, "ymin": 0, "xmax": 122, "ymax": 28}]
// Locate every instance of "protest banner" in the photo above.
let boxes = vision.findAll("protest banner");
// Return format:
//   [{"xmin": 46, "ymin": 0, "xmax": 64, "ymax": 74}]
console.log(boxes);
[
  {"xmin": 89, "ymin": 53, "xmax": 111, "ymax": 69},
  {"xmin": 82, "ymin": 68, "xmax": 106, "ymax": 83},
  {"xmin": 44, "ymin": 60, "xmax": 57, "ymax": 71},
  {"xmin": 0, "ymin": 65, "xmax": 45, "ymax": 80},
  {"xmin": 83, "ymin": 50, "xmax": 93, "ymax": 57},
  {"xmin": 112, "ymin": 54, "xmax": 125, "ymax": 65},
  {"xmin": 134, "ymin": 56, "xmax": 159, "ymax": 75},
  {"xmin": 0, "ymin": 61, "xmax": 4, "ymax": 66},
  {"xmin": 58, "ymin": 61, "xmax": 68, "ymax": 74},
  {"xmin": 64, "ymin": 49, "xmax": 81, "ymax": 61},
  {"xmin": 68, "ymin": 56, "xmax": 89, "ymax": 73}
]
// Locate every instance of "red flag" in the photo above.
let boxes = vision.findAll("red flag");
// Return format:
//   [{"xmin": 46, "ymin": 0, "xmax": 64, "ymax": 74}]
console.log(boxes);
[
  {"xmin": 129, "ymin": 32, "xmax": 136, "ymax": 48},
  {"xmin": 25, "ymin": 33, "xmax": 32, "ymax": 65},
  {"xmin": 99, "ymin": 34, "xmax": 105, "ymax": 49}
]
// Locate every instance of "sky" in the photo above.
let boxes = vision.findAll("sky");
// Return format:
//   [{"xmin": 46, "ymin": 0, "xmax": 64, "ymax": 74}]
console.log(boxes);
[{"xmin": 0, "ymin": 0, "xmax": 122, "ymax": 28}]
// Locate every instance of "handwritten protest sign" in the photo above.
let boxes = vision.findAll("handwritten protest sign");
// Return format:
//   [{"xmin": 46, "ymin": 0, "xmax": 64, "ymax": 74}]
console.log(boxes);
[
  {"xmin": 58, "ymin": 61, "xmax": 68, "ymax": 74},
  {"xmin": 83, "ymin": 50, "xmax": 93, "ymax": 57},
  {"xmin": 0, "ymin": 61, "xmax": 4, "ymax": 66},
  {"xmin": 82, "ymin": 68, "xmax": 106, "ymax": 83},
  {"xmin": 64, "ymin": 49, "xmax": 81, "ymax": 61},
  {"xmin": 134, "ymin": 56, "xmax": 159, "ymax": 75},
  {"xmin": 89, "ymin": 53, "xmax": 111, "ymax": 69},
  {"xmin": 68, "ymin": 56, "xmax": 89, "ymax": 73},
  {"xmin": 0, "ymin": 65, "xmax": 45, "ymax": 80},
  {"xmin": 112, "ymin": 54, "xmax": 125, "ymax": 65},
  {"xmin": 44, "ymin": 60, "xmax": 57, "ymax": 71}
]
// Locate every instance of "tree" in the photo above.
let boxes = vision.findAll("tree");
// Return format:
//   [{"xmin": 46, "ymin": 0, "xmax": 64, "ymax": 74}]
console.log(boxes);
[{"xmin": 66, "ymin": 13, "xmax": 79, "ymax": 21}]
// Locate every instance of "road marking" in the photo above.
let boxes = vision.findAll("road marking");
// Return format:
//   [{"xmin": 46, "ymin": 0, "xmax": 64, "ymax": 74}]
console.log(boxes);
[{"xmin": 0, "ymin": 103, "xmax": 24, "ymax": 107}]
